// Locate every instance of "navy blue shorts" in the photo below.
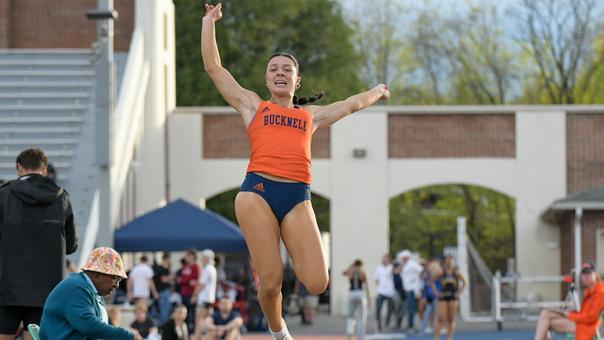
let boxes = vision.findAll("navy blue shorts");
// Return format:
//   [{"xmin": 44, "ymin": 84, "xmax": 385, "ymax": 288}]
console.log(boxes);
[{"xmin": 240, "ymin": 172, "xmax": 311, "ymax": 223}]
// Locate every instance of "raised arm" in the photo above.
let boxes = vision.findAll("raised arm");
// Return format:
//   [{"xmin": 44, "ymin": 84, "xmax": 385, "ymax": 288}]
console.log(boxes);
[
  {"xmin": 309, "ymin": 84, "xmax": 389, "ymax": 131},
  {"xmin": 201, "ymin": 3, "xmax": 260, "ymax": 126}
]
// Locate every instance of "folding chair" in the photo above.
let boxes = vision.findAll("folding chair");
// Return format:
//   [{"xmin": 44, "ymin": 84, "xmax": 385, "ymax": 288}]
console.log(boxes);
[{"xmin": 27, "ymin": 324, "xmax": 40, "ymax": 340}]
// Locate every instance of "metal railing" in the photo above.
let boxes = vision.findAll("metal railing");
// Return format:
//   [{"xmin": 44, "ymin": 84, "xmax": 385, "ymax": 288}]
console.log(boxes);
[{"xmin": 492, "ymin": 271, "xmax": 576, "ymax": 330}]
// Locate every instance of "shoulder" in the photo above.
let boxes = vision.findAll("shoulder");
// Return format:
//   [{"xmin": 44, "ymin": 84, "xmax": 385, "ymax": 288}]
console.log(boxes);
[{"xmin": 303, "ymin": 104, "xmax": 320, "ymax": 115}]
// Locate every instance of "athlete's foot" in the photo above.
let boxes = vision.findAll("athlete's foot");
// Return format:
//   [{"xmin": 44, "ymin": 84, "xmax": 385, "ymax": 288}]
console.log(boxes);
[{"xmin": 270, "ymin": 320, "xmax": 293, "ymax": 340}]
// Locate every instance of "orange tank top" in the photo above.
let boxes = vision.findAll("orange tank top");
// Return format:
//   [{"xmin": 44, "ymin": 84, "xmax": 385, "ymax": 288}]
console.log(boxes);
[{"xmin": 246, "ymin": 101, "xmax": 313, "ymax": 184}]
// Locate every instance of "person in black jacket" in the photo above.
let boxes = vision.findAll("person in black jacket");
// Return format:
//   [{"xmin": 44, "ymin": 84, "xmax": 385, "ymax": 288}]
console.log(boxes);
[{"xmin": 0, "ymin": 148, "xmax": 78, "ymax": 339}]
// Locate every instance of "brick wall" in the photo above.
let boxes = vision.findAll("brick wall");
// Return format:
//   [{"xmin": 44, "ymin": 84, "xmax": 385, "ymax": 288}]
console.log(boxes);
[
  {"xmin": 0, "ymin": 0, "xmax": 9, "ymax": 47},
  {"xmin": 388, "ymin": 114, "xmax": 515, "ymax": 158},
  {"xmin": 202, "ymin": 115, "xmax": 330, "ymax": 159},
  {"xmin": 560, "ymin": 211, "xmax": 604, "ymax": 275},
  {"xmin": 0, "ymin": 0, "xmax": 132, "ymax": 51},
  {"xmin": 567, "ymin": 114, "xmax": 604, "ymax": 194}
]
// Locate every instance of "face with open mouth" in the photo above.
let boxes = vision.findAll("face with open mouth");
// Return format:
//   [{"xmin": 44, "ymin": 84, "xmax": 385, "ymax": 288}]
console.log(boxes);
[{"xmin": 266, "ymin": 55, "xmax": 301, "ymax": 98}]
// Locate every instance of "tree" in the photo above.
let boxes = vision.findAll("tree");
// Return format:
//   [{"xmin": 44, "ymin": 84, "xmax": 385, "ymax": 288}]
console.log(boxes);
[
  {"xmin": 390, "ymin": 184, "xmax": 515, "ymax": 273},
  {"xmin": 175, "ymin": 0, "xmax": 365, "ymax": 106},
  {"xmin": 345, "ymin": 0, "xmax": 404, "ymax": 89},
  {"xmin": 398, "ymin": 1, "xmax": 518, "ymax": 105},
  {"xmin": 516, "ymin": 0, "xmax": 601, "ymax": 104}
]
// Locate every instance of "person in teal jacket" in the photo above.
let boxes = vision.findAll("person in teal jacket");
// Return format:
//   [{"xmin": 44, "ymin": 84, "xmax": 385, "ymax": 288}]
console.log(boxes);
[{"xmin": 40, "ymin": 247, "xmax": 142, "ymax": 340}]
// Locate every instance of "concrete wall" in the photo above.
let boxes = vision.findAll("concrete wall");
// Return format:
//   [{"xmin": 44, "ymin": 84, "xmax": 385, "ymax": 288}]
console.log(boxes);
[
  {"xmin": 133, "ymin": 0, "xmax": 175, "ymax": 216},
  {"xmin": 515, "ymin": 111, "xmax": 566, "ymax": 279}
]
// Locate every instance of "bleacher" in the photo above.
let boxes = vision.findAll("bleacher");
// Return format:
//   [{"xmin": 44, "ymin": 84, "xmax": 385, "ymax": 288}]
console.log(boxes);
[{"xmin": 0, "ymin": 49, "xmax": 127, "ymax": 262}]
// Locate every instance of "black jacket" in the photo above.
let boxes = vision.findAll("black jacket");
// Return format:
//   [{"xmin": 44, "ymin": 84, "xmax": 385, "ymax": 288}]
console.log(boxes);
[{"xmin": 0, "ymin": 173, "xmax": 78, "ymax": 307}]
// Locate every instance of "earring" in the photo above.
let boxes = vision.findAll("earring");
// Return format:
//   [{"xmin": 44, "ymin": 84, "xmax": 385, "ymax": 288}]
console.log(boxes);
[{"xmin": 296, "ymin": 83, "xmax": 301, "ymax": 89}]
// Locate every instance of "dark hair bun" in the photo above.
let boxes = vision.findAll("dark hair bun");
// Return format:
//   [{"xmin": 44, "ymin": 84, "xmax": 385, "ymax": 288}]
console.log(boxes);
[{"xmin": 293, "ymin": 91, "xmax": 324, "ymax": 105}]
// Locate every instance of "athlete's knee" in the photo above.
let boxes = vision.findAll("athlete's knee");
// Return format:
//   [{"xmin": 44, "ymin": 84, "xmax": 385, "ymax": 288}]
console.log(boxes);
[
  {"xmin": 259, "ymin": 278, "xmax": 282, "ymax": 296},
  {"xmin": 305, "ymin": 274, "xmax": 329, "ymax": 295}
]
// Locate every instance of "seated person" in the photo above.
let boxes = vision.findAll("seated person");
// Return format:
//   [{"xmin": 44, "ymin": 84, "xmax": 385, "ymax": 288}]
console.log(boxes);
[
  {"xmin": 534, "ymin": 262, "xmax": 604, "ymax": 340},
  {"xmin": 203, "ymin": 296, "xmax": 243, "ymax": 340},
  {"xmin": 160, "ymin": 304, "xmax": 189, "ymax": 340},
  {"xmin": 108, "ymin": 306, "xmax": 122, "ymax": 326},
  {"xmin": 40, "ymin": 247, "xmax": 142, "ymax": 340},
  {"xmin": 131, "ymin": 300, "xmax": 158, "ymax": 338}
]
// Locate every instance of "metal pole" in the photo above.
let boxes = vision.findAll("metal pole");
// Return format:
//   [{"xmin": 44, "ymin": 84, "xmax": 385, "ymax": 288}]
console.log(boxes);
[
  {"xmin": 457, "ymin": 216, "xmax": 471, "ymax": 320},
  {"xmin": 494, "ymin": 271, "xmax": 502, "ymax": 331},
  {"xmin": 574, "ymin": 207, "xmax": 583, "ymax": 291},
  {"xmin": 94, "ymin": 0, "xmax": 115, "ymax": 167}
]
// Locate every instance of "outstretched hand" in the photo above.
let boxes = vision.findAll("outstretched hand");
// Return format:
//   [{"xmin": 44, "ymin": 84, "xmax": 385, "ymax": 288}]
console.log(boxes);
[
  {"xmin": 376, "ymin": 83, "xmax": 390, "ymax": 100},
  {"xmin": 378, "ymin": 84, "xmax": 390, "ymax": 100},
  {"xmin": 204, "ymin": 2, "xmax": 223, "ymax": 22}
]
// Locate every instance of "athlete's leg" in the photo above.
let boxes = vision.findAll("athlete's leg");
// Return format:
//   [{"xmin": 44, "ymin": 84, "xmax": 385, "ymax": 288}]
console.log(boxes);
[
  {"xmin": 280, "ymin": 201, "xmax": 329, "ymax": 294},
  {"xmin": 434, "ymin": 300, "xmax": 447, "ymax": 339},
  {"xmin": 446, "ymin": 300, "xmax": 457, "ymax": 340},
  {"xmin": 235, "ymin": 192, "xmax": 284, "ymax": 333}
]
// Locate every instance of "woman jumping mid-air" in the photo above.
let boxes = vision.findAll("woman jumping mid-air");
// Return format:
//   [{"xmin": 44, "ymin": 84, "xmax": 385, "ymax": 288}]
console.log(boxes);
[{"xmin": 201, "ymin": 3, "xmax": 390, "ymax": 339}]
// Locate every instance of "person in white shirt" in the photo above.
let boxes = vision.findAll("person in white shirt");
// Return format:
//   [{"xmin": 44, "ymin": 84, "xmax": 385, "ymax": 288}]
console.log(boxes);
[
  {"xmin": 128, "ymin": 255, "xmax": 159, "ymax": 304},
  {"xmin": 398, "ymin": 250, "xmax": 424, "ymax": 332},
  {"xmin": 374, "ymin": 254, "xmax": 395, "ymax": 332},
  {"xmin": 193, "ymin": 249, "xmax": 218, "ymax": 339}
]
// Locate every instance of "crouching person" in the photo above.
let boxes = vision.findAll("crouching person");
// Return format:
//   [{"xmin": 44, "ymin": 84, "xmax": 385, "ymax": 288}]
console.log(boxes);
[{"xmin": 40, "ymin": 247, "xmax": 142, "ymax": 340}]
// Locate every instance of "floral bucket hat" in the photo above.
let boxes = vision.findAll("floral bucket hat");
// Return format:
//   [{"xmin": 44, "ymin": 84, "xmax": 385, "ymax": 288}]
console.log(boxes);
[{"xmin": 81, "ymin": 247, "xmax": 127, "ymax": 279}]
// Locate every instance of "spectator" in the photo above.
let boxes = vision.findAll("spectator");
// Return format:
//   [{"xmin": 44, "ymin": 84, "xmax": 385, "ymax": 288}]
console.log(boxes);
[
  {"xmin": 39, "ymin": 247, "xmax": 141, "ymax": 340},
  {"xmin": 161, "ymin": 304, "xmax": 189, "ymax": 340},
  {"xmin": 108, "ymin": 306, "xmax": 122, "ymax": 326},
  {"xmin": 193, "ymin": 249, "xmax": 218, "ymax": 339},
  {"xmin": 0, "ymin": 148, "xmax": 78, "ymax": 338},
  {"xmin": 374, "ymin": 254, "xmax": 395, "ymax": 332},
  {"xmin": 399, "ymin": 250, "xmax": 423, "ymax": 332},
  {"xmin": 419, "ymin": 259, "xmax": 441, "ymax": 335},
  {"xmin": 128, "ymin": 255, "xmax": 160, "ymax": 305},
  {"xmin": 177, "ymin": 249, "xmax": 200, "ymax": 332},
  {"xmin": 130, "ymin": 300, "xmax": 158, "ymax": 339},
  {"xmin": 392, "ymin": 262, "xmax": 406, "ymax": 330},
  {"xmin": 203, "ymin": 296, "xmax": 243, "ymax": 340},
  {"xmin": 296, "ymin": 280, "xmax": 318, "ymax": 326},
  {"xmin": 66, "ymin": 259, "xmax": 78, "ymax": 273},
  {"xmin": 343, "ymin": 259, "xmax": 370, "ymax": 340},
  {"xmin": 215, "ymin": 256, "xmax": 227, "ymax": 283},
  {"xmin": 154, "ymin": 252, "xmax": 174, "ymax": 324},
  {"xmin": 46, "ymin": 163, "xmax": 57, "ymax": 183}
]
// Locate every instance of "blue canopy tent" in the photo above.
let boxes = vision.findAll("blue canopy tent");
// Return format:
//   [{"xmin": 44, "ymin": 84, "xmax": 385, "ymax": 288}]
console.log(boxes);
[{"xmin": 114, "ymin": 199, "xmax": 247, "ymax": 253}]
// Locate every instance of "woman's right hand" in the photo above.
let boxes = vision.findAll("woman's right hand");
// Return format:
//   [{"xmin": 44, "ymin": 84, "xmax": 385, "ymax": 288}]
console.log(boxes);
[{"xmin": 204, "ymin": 3, "xmax": 223, "ymax": 22}]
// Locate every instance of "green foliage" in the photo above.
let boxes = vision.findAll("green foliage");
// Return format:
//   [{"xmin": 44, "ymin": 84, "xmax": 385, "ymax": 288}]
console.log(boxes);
[
  {"xmin": 175, "ymin": 0, "xmax": 364, "ymax": 106},
  {"xmin": 205, "ymin": 188, "xmax": 330, "ymax": 233},
  {"xmin": 390, "ymin": 184, "xmax": 515, "ymax": 273},
  {"xmin": 206, "ymin": 188, "xmax": 238, "ymax": 224}
]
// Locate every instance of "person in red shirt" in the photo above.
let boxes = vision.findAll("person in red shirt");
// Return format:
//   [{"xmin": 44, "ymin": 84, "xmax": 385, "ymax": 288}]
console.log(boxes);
[
  {"xmin": 201, "ymin": 4, "xmax": 389, "ymax": 340},
  {"xmin": 177, "ymin": 250, "xmax": 199, "ymax": 333},
  {"xmin": 534, "ymin": 262, "xmax": 604, "ymax": 340}
]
